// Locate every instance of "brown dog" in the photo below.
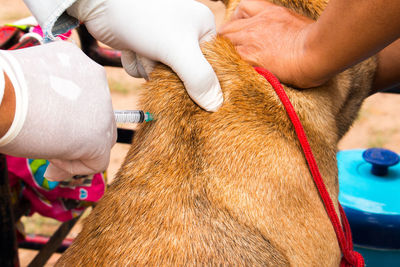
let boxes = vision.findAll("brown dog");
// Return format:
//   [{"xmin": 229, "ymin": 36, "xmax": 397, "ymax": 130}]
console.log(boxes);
[{"xmin": 57, "ymin": 0, "xmax": 376, "ymax": 266}]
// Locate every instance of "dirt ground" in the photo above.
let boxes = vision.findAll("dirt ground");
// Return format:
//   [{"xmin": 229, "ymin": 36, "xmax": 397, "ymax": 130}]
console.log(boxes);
[{"xmin": 1, "ymin": 0, "xmax": 399, "ymax": 266}]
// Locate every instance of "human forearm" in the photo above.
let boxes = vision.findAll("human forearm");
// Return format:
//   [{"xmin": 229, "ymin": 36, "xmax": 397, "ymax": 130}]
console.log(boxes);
[
  {"xmin": 0, "ymin": 72, "xmax": 15, "ymax": 138},
  {"xmin": 371, "ymin": 38, "xmax": 400, "ymax": 93},
  {"xmin": 220, "ymin": 0, "xmax": 400, "ymax": 88},
  {"xmin": 304, "ymin": 0, "xmax": 400, "ymax": 86}
]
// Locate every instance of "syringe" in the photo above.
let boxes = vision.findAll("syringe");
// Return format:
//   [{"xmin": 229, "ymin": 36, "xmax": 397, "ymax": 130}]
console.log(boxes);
[{"xmin": 114, "ymin": 110, "xmax": 154, "ymax": 123}]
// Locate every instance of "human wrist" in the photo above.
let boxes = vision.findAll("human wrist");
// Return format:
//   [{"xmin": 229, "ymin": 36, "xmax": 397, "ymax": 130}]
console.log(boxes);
[
  {"xmin": 297, "ymin": 22, "xmax": 337, "ymax": 88},
  {"xmin": 0, "ymin": 72, "xmax": 16, "ymax": 138},
  {"xmin": 371, "ymin": 38, "xmax": 400, "ymax": 93},
  {"xmin": 0, "ymin": 51, "xmax": 27, "ymax": 146},
  {"xmin": 0, "ymin": 70, "xmax": 4, "ymax": 105}
]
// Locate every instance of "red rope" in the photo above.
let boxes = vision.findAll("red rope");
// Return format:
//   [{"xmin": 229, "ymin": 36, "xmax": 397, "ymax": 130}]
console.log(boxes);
[{"xmin": 254, "ymin": 66, "xmax": 364, "ymax": 267}]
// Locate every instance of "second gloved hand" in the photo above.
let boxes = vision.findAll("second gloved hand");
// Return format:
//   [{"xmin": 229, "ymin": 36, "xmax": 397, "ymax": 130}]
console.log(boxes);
[
  {"xmin": 67, "ymin": 0, "xmax": 223, "ymax": 112},
  {"xmin": 0, "ymin": 41, "xmax": 117, "ymax": 181}
]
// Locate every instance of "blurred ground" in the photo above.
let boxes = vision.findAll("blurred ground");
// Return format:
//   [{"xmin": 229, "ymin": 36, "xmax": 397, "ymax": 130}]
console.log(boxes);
[{"xmin": 0, "ymin": 0, "xmax": 399, "ymax": 266}]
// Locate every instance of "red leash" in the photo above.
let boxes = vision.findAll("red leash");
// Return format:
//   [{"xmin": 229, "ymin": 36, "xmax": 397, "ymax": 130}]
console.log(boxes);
[{"xmin": 254, "ymin": 67, "xmax": 364, "ymax": 267}]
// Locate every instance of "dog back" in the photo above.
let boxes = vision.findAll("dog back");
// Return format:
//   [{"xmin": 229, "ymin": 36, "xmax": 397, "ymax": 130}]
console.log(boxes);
[{"xmin": 57, "ymin": 0, "xmax": 376, "ymax": 265}]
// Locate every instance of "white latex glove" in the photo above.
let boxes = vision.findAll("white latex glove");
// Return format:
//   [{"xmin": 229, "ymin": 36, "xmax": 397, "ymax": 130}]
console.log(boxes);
[
  {"xmin": 0, "ymin": 41, "xmax": 117, "ymax": 181},
  {"xmin": 67, "ymin": 0, "xmax": 223, "ymax": 112}
]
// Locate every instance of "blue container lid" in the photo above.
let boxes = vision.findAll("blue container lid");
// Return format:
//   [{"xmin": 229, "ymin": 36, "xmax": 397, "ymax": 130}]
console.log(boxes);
[
  {"xmin": 338, "ymin": 148, "xmax": 400, "ymax": 249},
  {"xmin": 362, "ymin": 148, "xmax": 399, "ymax": 176}
]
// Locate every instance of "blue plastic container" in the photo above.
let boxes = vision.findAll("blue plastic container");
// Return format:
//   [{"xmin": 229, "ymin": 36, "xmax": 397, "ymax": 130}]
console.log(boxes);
[{"xmin": 337, "ymin": 148, "xmax": 400, "ymax": 267}]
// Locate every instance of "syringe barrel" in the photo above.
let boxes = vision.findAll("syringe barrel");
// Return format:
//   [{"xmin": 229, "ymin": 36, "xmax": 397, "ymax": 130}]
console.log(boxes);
[{"xmin": 114, "ymin": 110, "xmax": 145, "ymax": 123}]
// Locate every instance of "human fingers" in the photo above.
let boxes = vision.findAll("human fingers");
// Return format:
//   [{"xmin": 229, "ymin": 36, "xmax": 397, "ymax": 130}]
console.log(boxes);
[
  {"xmin": 164, "ymin": 37, "xmax": 223, "ymax": 112},
  {"xmin": 235, "ymin": 45, "xmax": 260, "ymax": 66},
  {"xmin": 121, "ymin": 51, "xmax": 156, "ymax": 80},
  {"xmin": 45, "ymin": 155, "xmax": 110, "ymax": 181},
  {"xmin": 218, "ymin": 18, "xmax": 252, "ymax": 45},
  {"xmin": 44, "ymin": 160, "xmax": 102, "ymax": 181},
  {"xmin": 231, "ymin": 0, "xmax": 278, "ymax": 20},
  {"xmin": 120, "ymin": 51, "xmax": 142, "ymax": 78}
]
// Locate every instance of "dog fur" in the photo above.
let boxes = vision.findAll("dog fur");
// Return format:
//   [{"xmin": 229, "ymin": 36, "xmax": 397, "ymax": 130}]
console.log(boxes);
[{"xmin": 57, "ymin": 0, "xmax": 376, "ymax": 266}]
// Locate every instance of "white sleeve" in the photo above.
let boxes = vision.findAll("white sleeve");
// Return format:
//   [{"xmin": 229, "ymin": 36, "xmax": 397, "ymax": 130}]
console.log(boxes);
[
  {"xmin": 23, "ymin": 0, "xmax": 79, "ymax": 41},
  {"xmin": 0, "ymin": 50, "xmax": 29, "ymax": 147},
  {"xmin": 0, "ymin": 69, "xmax": 4, "ymax": 106}
]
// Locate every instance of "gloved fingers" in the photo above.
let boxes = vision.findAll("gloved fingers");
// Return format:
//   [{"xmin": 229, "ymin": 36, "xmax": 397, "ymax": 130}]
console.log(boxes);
[
  {"xmin": 44, "ymin": 157, "xmax": 109, "ymax": 181},
  {"xmin": 121, "ymin": 51, "xmax": 155, "ymax": 80},
  {"xmin": 120, "ymin": 50, "xmax": 141, "ymax": 78},
  {"xmin": 136, "ymin": 54, "xmax": 156, "ymax": 80},
  {"xmin": 199, "ymin": 27, "xmax": 217, "ymax": 44},
  {"xmin": 190, "ymin": 1, "xmax": 217, "ymax": 44},
  {"xmin": 164, "ymin": 38, "xmax": 223, "ymax": 112},
  {"xmin": 44, "ymin": 162, "xmax": 75, "ymax": 181},
  {"xmin": 111, "ymin": 116, "xmax": 118, "ymax": 146}
]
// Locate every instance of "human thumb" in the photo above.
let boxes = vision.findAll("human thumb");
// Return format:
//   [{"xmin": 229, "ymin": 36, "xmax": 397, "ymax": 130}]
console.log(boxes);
[
  {"xmin": 44, "ymin": 162, "xmax": 74, "ymax": 181},
  {"xmin": 44, "ymin": 158, "xmax": 106, "ymax": 181},
  {"xmin": 121, "ymin": 50, "xmax": 155, "ymax": 80}
]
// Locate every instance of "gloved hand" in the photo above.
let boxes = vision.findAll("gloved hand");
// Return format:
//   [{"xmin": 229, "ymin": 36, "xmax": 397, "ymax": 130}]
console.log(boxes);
[
  {"xmin": 0, "ymin": 41, "xmax": 117, "ymax": 181},
  {"xmin": 67, "ymin": 0, "xmax": 223, "ymax": 112}
]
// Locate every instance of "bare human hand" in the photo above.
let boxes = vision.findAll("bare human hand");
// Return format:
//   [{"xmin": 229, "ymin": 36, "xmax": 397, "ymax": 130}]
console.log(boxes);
[
  {"xmin": 220, "ymin": 0, "xmax": 400, "ymax": 91},
  {"xmin": 219, "ymin": 0, "xmax": 320, "ymax": 88}
]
